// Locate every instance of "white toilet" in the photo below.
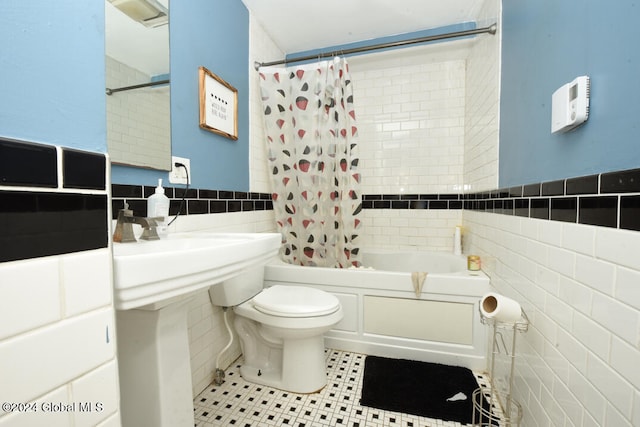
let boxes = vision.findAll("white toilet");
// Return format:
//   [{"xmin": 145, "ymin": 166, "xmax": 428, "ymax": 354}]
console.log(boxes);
[{"xmin": 208, "ymin": 265, "xmax": 343, "ymax": 394}]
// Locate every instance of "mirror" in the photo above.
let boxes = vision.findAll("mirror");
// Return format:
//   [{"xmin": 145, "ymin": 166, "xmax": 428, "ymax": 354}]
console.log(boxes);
[{"xmin": 105, "ymin": 0, "xmax": 171, "ymax": 171}]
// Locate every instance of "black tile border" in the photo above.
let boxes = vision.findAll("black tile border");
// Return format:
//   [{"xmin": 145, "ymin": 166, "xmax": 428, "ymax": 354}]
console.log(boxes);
[
  {"xmin": 111, "ymin": 184, "xmax": 274, "ymax": 219},
  {"xmin": 0, "ymin": 191, "xmax": 108, "ymax": 263},
  {"xmin": 0, "ymin": 139, "xmax": 109, "ymax": 263},
  {"xmin": 464, "ymin": 167, "xmax": 640, "ymax": 231},
  {"xmin": 362, "ymin": 193, "xmax": 463, "ymax": 210},
  {"xmin": 0, "ymin": 137, "xmax": 58, "ymax": 188},
  {"xmin": 112, "ymin": 167, "xmax": 640, "ymax": 233},
  {"xmin": 62, "ymin": 148, "xmax": 106, "ymax": 190}
]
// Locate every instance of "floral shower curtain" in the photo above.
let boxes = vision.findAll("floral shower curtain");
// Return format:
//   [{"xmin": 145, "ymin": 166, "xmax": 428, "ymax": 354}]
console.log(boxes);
[{"xmin": 259, "ymin": 57, "xmax": 362, "ymax": 268}]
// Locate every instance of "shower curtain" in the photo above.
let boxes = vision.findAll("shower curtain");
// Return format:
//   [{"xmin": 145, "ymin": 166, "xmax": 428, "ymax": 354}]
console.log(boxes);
[{"xmin": 259, "ymin": 57, "xmax": 362, "ymax": 268}]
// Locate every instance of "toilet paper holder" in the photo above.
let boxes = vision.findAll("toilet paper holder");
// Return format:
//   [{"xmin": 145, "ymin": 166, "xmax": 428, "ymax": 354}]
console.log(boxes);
[
  {"xmin": 478, "ymin": 304, "xmax": 529, "ymax": 332},
  {"xmin": 473, "ymin": 302, "xmax": 529, "ymax": 426}
]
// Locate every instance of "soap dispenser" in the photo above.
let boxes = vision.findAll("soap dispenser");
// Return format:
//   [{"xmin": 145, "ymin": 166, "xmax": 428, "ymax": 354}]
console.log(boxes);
[{"xmin": 147, "ymin": 179, "xmax": 170, "ymax": 236}]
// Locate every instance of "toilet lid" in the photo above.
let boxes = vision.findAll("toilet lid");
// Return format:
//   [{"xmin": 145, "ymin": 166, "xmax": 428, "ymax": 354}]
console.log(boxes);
[{"xmin": 252, "ymin": 285, "xmax": 340, "ymax": 317}]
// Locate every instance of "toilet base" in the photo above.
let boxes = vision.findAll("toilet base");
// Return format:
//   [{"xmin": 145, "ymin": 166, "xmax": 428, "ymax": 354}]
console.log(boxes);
[
  {"xmin": 240, "ymin": 334, "xmax": 328, "ymax": 394},
  {"xmin": 232, "ymin": 292, "xmax": 343, "ymax": 394}
]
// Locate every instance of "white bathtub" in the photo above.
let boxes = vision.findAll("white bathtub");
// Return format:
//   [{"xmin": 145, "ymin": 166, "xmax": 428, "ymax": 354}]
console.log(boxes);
[{"xmin": 264, "ymin": 249, "xmax": 491, "ymax": 370}]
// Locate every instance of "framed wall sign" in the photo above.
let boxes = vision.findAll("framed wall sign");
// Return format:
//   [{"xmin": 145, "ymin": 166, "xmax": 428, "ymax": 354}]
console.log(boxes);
[{"xmin": 198, "ymin": 66, "xmax": 238, "ymax": 140}]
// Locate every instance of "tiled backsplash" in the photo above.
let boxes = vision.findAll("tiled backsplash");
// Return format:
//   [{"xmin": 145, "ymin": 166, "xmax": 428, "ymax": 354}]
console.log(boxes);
[
  {"xmin": 0, "ymin": 138, "xmax": 108, "ymax": 263},
  {"xmin": 111, "ymin": 184, "xmax": 273, "ymax": 219}
]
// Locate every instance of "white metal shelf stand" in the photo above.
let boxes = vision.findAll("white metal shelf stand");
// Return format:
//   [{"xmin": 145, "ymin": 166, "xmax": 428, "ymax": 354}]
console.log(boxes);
[{"xmin": 472, "ymin": 306, "xmax": 529, "ymax": 426}]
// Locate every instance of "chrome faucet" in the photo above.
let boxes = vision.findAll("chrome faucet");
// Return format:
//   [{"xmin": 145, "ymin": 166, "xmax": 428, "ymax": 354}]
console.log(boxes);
[{"xmin": 113, "ymin": 208, "xmax": 163, "ymax": 243}]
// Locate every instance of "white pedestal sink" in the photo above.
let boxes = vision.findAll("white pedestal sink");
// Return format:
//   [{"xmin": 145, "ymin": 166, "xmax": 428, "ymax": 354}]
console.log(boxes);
[{"xmin": 112, "ymin": 232, "xmax": 281, "ymax": 427}]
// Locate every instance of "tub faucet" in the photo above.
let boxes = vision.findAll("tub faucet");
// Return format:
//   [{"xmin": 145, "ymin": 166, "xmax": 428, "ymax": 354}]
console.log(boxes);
[{"xmin": 113, "ymin": 208, "xmax": 163, "ymax": 243}]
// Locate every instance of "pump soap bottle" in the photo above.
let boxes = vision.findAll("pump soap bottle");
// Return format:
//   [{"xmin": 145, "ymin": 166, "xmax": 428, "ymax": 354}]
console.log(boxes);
[{"xmin": 148, "ymin": 179, "xmax": 170, "ymax": 237}]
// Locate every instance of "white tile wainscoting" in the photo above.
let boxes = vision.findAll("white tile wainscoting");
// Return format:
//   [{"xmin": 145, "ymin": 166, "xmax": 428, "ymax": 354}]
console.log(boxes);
[
  {"xmin": 464, "ymin": 210, "xmax": 640, "ymax": 426},
  {"xmin": 0, "ymin": 249, "xmax": 120, "ymax": 427}
]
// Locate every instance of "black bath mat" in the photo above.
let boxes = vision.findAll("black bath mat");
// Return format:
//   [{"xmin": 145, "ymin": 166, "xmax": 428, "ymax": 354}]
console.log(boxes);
[{"xmin": 360, "ymin": 355, "xmax": 492, "ymax": 424}]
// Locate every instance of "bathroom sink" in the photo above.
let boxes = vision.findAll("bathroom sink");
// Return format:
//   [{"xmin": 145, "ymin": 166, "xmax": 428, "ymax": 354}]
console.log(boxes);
[{"xmin": 112, "ymin": 232, "xmax": 281, "ymax": 310}]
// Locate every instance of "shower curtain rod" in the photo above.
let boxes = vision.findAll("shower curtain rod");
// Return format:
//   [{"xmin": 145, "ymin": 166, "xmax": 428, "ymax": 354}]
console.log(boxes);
[
  {"xmin": 254, "ymin": 23, "xmax": 497, "ymax": 70},
  {"xmin": 105, "ymin": 79, "xmax": 170, "ymax": 96}
]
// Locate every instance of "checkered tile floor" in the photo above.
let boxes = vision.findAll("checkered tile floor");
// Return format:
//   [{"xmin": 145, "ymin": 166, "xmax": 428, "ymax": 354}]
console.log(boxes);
[{"xmin": 193, "ymin": 349, "xmax": 493, "ymax": 427}]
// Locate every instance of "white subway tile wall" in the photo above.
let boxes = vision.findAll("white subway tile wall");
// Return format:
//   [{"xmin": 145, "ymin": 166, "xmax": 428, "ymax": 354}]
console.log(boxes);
[
  {"xmin": 344, "ymin": 40, "xmax": 473, "ymax": 252},
  {"xmin": 350, "ymin": 54, "xmax": 467, "ymax": 196},
  {"xmin": 0, "ymin": 250, "xmax": 119, "ymax": 426},
  {"xmin": 359, "ymin": 208, "xmax": 462, "ymax": 252},
  {"xmin": 464, "ymin": 211, "xmax": 640, "ymax": 426},
  {"xmin": 106, "ymin": 56, "xmax": 171, "ymax": 170},
  {"xmin": 464, "ymin": 0, "xmax": 500, "ymax": 193},
  {"xmin": 249, "ymin": 15, "xmax": 284, "ymax": 195}
]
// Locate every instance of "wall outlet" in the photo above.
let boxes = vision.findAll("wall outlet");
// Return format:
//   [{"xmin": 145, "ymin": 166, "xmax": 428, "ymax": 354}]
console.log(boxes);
[{"xmin": 169, "ymin": 156, "xmax": 191, "ymax": 185}]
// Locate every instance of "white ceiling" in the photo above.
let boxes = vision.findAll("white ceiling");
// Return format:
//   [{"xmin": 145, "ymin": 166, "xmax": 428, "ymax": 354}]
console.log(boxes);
[
  {"xmin": 241, "ymin": 0, "xmax": 487, "ymax": 54},
  {"xmin": 105, "ymin": 0, "xmax": 486, "ymax": 76}
]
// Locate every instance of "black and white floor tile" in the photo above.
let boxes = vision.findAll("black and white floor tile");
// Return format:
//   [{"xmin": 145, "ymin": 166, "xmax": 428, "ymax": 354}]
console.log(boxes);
[{"xmin": 193, "ymin": 349, "xmax": 495, "ymax": 427}]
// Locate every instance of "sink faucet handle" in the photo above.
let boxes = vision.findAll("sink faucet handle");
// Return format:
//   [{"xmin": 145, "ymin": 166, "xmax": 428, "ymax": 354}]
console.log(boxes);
[
  {"xmin": 139, "ymin": 217, "xmax": 161, "ymax": 241},
  {"xmin": 113, "ymin": 208, "xmax": 137, "ymax": 243}
]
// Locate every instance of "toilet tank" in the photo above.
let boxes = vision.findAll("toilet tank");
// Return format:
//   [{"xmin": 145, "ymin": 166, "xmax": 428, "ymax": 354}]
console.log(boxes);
[{"xmin": 208, "ymin": 264, "xmax": 265, "ymax": 307}]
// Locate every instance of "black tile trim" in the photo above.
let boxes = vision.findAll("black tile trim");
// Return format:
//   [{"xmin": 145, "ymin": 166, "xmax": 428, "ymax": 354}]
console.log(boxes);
[
  {"xmin": 567, "ymin": 174, "xmax": 598, "ymax": 195},
  {"xmin": 550, "ymin": 197, "xmax": 577, "ymax": 223},
  {"xmin": 112, "ymin": 166, "xmax": 640, "ymax": 233},
  {"xmin": 620, "ymin": 195, "xmax": 640, "ymax": 231},
  {"xmin": 530, "ymin": 198, "xmax": 550, "ymax": 220},
  {"xmin": 542, "ymin": 180, "xmax": 565, "ymax": 196},
  {"xmin": 363, "ymin": 193, "xmax": 463, "ymax": 210},
  {"xmin": 601, "ymin": 169, "xmax": 640, "ymax": 193},
  {"xmin": 62, "ymin": 148, "xmax": 106, "ymax": 190},
  {"xmin": 0, "ymin": 137, "xmax": 58, "ymax": 188},
  {"xmin": 111, "ymin": 184, "xmax": 274, "ymax": 219},
  {"xmin": 464, "ymin": 167, "xmax": 640, "ymax": 232},
  {"xmin": 523, "ymin": 183, "xmax": 541, "ymax": 197},
  {"xmin": 579, "ymin": 196, "xmax": 618, "ymax": 228},
  {"xmin": 0, "ymin": 191, "xmax": 108, "ymax": 262},
  {"xmin": 1, "ymin": 140, "xmax": 109, "ymax": 263}
]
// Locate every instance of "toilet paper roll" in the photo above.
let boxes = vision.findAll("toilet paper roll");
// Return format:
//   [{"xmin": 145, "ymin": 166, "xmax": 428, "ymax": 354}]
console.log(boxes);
[{"xmin": 480, "ymin": 292, "xmax": 522, "ymax": 322}]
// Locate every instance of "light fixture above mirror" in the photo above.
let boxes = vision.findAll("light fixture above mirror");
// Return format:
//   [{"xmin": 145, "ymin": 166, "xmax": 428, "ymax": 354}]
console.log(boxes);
[{"xmin": 108, "ymin": 0, "xmax": 168, "ymax": 28}]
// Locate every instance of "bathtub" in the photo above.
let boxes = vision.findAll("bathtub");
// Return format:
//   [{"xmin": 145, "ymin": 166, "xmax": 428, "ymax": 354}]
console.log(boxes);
[{"xmin": 264, "ymin": 249, "xmax": 491, "ymax": 371}]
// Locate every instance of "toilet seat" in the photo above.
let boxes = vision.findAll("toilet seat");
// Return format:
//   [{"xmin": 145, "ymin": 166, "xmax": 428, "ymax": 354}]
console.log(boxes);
[{"xmin": 252, "ymin": 285, "xmax": 340, "ymax": 317}]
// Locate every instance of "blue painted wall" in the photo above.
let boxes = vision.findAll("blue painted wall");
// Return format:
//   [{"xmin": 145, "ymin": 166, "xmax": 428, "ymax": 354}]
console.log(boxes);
[
  {"xmin": 287, "ymin": 22, "xmax": 477, "ymax": 64},
  {"xmin": 0, "ymin": 0, "xmax": 106, "ymax": 153},
  {"xmin": 169, "ymin": 0, "xmax": 249, "ymax": 190},
  {"xmin": 500, "ymin": 0, "xmax": 640, "ymax": 187},
  {"xmin": 112, "ymin": 0, "xmax": 250, "ymax": 190}
]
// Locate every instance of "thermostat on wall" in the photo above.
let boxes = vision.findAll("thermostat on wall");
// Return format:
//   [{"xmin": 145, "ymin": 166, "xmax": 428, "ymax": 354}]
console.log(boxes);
[{"xmin": 551, "ymin": 76, "xmax": 590, "ymax": 133}]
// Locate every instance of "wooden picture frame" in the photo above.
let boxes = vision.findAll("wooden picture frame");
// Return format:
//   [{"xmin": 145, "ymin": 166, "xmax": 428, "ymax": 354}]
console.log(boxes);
[{"xmin": 198, "ymin": 66, "xmax": 238, "ymax": 140}]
